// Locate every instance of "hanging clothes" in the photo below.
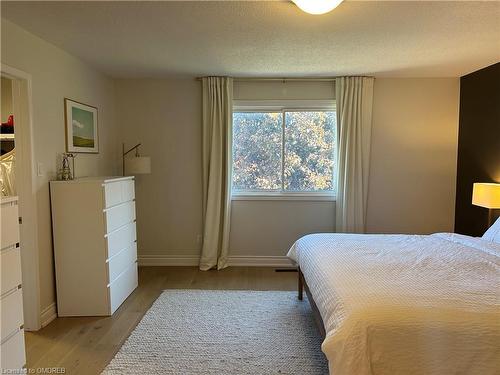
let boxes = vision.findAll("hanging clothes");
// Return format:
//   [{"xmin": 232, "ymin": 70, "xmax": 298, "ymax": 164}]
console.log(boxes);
[{"xmin": 0, "ymin": 148, "xmax": 16, "ymax": 196}]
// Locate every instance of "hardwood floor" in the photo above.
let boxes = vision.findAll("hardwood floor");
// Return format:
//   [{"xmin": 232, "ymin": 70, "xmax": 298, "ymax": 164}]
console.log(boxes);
[{"xmin": 25, "ymin": 266, "xmax": 297, "ymax": 375}]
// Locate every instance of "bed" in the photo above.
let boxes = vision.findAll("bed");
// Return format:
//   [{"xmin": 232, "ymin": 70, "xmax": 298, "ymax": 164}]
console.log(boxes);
[{"xmin": 287, "ymin": 220, "xmax": 500, "ymax": 375}]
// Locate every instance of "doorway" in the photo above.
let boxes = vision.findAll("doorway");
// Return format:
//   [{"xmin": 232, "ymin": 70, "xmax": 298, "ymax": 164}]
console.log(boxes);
[{"xmin": 1, "ymin": 64, "xmax": 41, "ymax": 331}]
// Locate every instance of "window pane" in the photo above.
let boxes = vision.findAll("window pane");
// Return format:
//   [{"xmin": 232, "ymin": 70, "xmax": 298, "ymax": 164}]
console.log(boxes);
[
  {"xmin": 232, "ymin": 112, "xmax": 282, "ymax": 191},
  {"xmin": 284, "ymin": 111, "xmax": 336, "ymax": 191}
]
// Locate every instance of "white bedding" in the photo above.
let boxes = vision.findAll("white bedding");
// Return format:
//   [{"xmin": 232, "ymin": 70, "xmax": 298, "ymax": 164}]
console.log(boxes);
[{"xmin": 287, "ymin": 233, "xmax": 500, "ymax": 375}]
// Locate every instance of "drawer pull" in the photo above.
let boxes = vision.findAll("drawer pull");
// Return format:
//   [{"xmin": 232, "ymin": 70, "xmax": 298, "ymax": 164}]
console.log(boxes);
[{"xmin": 104, "ymin": 220, "xmax": 136, "ymax": 238}]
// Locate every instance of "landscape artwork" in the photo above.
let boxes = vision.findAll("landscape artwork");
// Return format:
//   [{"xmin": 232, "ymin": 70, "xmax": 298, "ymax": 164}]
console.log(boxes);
[{"xmin": 65, "ymin": 98, "xmax": 98, "ymax": 153}]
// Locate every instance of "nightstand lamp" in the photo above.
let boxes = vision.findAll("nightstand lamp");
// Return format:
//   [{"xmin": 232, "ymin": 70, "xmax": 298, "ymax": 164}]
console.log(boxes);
[
  {"xmin": 472, "ymin": 183, "xmax": 500, "ymax": 226},
  {"xmin": 122, "ymin": 143, "xmax": 151, "ymax": 176}
]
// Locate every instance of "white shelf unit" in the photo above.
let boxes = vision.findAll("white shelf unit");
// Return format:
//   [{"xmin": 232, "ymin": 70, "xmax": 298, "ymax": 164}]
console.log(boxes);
[
  {"xmin": 1, "ymin": 196, "xmax": 26, "ymax": 370},
  {"xmin": 50, "ymin": 176, "xmax": 138, "ymax": 316}
]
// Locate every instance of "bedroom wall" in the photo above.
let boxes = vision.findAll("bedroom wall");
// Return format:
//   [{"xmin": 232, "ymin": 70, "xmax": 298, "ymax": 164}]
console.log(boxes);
[
  {"xmin": 1, "ymin": 19, "xmax": 119, "ymax": 315},
  {"xmin": 1, "ymin": 77, "xmax": 13, "ymax": 122},
  {"xmin": 229, "ymin": 200, "xmax": 334, "ymax": 258},
  {"xmin": 114, "ymin": 78, "xmax": 203, "ymax": 262},
  {"xmin": 367, "ymin": 78, "xmax": 460, "ymax": 234},
  {"xmin": 454, "ymin": 63, "xmax": 500, "ymax": 236},
  {"xmin": 116, "ymin": 78, "xmax": 459, "ymax": 263},
  {"xmin": 114, "ymin": 79, "xmax": 336, "ymax": 264}
]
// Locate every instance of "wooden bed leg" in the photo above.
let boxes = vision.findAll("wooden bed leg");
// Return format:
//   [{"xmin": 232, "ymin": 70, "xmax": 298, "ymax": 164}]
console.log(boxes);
[{"xmin": 298, "ymin": 268, "xmax": 303, "ymax": 301}]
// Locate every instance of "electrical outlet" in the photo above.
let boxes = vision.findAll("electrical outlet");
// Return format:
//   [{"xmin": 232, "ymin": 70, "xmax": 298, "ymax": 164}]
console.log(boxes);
[{"xmin": 196, "ymin": 234, "xmax": 203, "ymax": 246}]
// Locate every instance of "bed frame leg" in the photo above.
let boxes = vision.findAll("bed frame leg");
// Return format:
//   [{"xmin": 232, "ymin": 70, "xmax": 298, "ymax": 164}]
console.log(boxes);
[{"xmin": 298, "ymin": 268, "xmax": 303, "ymax": 301}]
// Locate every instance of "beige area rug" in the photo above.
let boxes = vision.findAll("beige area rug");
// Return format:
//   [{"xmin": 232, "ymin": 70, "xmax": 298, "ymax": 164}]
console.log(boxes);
[{"xmin": 102, "ymin": 290, "xmax": 328, "ymax": 374}]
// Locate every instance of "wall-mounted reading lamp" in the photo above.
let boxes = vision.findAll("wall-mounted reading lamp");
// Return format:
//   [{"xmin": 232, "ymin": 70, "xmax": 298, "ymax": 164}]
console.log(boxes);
[
  {"xmin": 122, "ymin": 143, "xmax": 151, "ymax": 176},
  {"xmin": 472, "ymin": 182, "xmax": 500, "ymax": 227}
]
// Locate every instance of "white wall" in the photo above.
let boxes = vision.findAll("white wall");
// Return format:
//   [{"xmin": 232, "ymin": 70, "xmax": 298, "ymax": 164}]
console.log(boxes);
[
  {"xmin": 367, "ymin": 78, "xmax": 459, "ymax": 234},
  {"xmin": 1, "ymin": 77, "xmax": 13, "ymax": 122},
  {"xmin": 1, "ymin": 19, "xmax": 119, "ymax": 313},
  {"xmin": 116, "ymin": 77, "xmax": 459, "ymax": 263},
  {"xmin": 230, "ymin": 200, "xmax": 334, "ymax": 256},
  {"xmin": 115, "ymin": 79, "xmax": 203, "ymax": 260},
  {"xmin": 115, "ymin": 79, "xmax": 338, "ymax": 262},
  {"xmin": 234, "ymin": 80, "xmax": 334, "ymax": 100}
]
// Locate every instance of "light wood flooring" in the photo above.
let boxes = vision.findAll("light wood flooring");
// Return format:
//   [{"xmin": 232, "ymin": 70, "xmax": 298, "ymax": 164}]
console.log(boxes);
[{"xmin": 25, "ymin": 266, "xmax": 297, "ymax": 375}]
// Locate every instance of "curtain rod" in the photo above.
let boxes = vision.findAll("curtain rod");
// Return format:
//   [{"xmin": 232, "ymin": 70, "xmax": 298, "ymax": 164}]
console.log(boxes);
[{"xmin": 195, "ymin": 77, "xmax": 338, "ymax": 82}]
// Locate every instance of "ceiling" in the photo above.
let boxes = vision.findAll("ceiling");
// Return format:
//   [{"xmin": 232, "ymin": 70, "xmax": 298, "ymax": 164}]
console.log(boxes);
[{"xmin": 2, "ymin": 1, "xmax": 499, "ymax": 78}]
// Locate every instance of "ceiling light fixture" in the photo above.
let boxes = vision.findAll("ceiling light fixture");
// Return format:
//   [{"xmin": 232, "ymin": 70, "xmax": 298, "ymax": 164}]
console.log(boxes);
[{"xmin": 292, "ymin": 0, "xmax": 344, "ymax": 15}]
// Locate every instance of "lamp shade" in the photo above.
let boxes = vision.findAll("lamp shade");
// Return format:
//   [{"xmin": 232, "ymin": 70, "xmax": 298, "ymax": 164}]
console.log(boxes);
[
  {"xmin": 125, "ymin": 156, "xmax": 151, "ymax": 175},
  {"xmin": 472, "ymin": 183, "xmax": 500, "ymax": 209}
]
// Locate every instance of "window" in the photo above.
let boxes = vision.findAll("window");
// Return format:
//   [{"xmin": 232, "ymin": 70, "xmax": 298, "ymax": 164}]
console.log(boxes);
[{"xmin": 232, "ymin": 101, "xmax": 336, "ymax": 198}]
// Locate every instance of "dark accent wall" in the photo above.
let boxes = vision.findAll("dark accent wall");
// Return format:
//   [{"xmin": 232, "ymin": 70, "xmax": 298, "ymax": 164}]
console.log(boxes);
[{"xmin": 455, "ymin": 62, "xmax": 500, "ymax": 236}]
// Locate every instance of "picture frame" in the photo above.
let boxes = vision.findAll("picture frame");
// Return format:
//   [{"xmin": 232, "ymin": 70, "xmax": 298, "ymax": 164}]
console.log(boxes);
[{"xmin": 64, "ymin": 98, "xmax": 99, "ymax": 153}]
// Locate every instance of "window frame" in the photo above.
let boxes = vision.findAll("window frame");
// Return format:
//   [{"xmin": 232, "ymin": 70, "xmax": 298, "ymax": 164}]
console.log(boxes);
[{"xmin": 231, "ymin": 99, "xmax": 337, "ymax": 201}]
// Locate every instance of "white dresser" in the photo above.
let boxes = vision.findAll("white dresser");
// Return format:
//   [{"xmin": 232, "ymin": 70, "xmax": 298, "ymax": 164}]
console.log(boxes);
[
  {"xmin": 50, "ymin": 176, "xmax": 138, "ymax": 316},
  {"xmin": 0, "ymin": 197, "xmax": 26, "ymax": 370}
]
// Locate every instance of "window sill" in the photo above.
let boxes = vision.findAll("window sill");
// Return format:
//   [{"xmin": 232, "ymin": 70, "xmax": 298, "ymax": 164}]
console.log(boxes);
[{"xmin": 231, "ymin": 193, "xmax": 336, "ymax": 202}]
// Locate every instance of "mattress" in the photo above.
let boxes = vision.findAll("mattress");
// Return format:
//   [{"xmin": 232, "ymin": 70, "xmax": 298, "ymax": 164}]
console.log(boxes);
[{"xmin": 287, "ymin": 233, "xmax": 500, "ymax": 375}]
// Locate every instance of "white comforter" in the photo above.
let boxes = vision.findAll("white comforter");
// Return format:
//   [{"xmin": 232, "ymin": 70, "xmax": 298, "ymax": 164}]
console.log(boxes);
[{"xmin": 287, "ymin": 233, "xmax": 500, "ymax": 375}]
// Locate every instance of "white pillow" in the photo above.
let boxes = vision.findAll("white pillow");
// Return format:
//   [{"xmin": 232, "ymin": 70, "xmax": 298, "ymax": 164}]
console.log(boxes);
[{"xmin": 482, "ymin": 216, "xmax": 500, "ymax": 243}]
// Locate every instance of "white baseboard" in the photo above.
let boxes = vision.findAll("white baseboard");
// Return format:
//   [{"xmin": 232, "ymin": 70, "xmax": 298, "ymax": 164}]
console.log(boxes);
[
  {"xmin": 40, "ymin": 302, "xmax": 57, "ymax": 328},
  {"xmin": 138, "ymin": 254, "xmax": 294, "ymax": 268}
]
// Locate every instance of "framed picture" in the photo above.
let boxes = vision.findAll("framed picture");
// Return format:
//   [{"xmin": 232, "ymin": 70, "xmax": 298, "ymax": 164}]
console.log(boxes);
[{"xmin": 64, "ymin": 98, "xmax": 98, "ymax": 153}]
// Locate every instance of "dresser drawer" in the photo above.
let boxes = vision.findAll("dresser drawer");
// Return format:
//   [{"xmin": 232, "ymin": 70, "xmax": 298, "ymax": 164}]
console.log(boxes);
[
  {"xmin": 104, "ymin": 179, "xmax": 135, "ymax": 209},
  {"xmin": 104, "ymin": 201, "xmax": 136, "ymax": 234},
  {"xmin": 107, "ymin": 243, "xmax": 137, "ymax": 284},
  {"xmin": 0, "ymin": 329, "xmax": 26, "ymax": 370},
  {"xmin": 1, "ymin": 201, "xmax": 19, "ymax": 250},
  {"xmin": 121, "ymin": 179, "xmax": 135, "ymax": 203},
  {"xmin": 104, "ymin": 181, "xmax": 123, "ymax": 208},
  {"xmin": 109, "ymin": 263, "xmax": 138, "ymax": 314},
  {"xmin": 0, "ymin": 288, "xmax": 23, "ymax": 341},
  {"xmin": 1, "ymin": 246, "xmax": 22, "ymax": 296},
  {"xmin": 106, "ymin": 221, "xmax": 137, "ymax": 259}
]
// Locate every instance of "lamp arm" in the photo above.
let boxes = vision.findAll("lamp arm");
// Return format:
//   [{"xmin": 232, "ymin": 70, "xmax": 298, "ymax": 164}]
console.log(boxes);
[
  {"xmin": 123, "ymin": 143, "xmax": 142, "ymax": 157},
  {"xmin": 122, "ymin": 142, "xmax": 142, "ymax": 176}
]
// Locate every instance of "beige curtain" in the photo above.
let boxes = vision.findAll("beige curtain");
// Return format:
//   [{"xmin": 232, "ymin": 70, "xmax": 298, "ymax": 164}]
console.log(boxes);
[
  {"xmin": 200, "ymin": 77, "xmax": 233, "ymax": 270},
  {"xmin": 335, "ymin": 77, "xmax": 374, "ymax": 233}
]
